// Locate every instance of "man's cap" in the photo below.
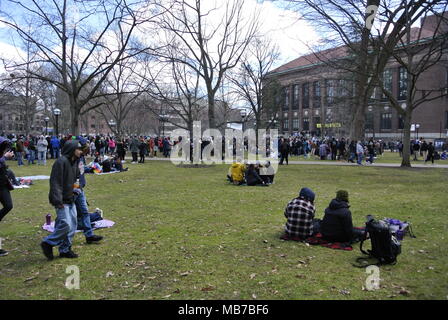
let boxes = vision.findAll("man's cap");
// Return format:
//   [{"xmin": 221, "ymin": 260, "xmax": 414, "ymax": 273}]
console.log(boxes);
[
  {"xmin": 336, "ymin": 190, "xmax": 349, "ymax": 202},
  {"xmin": 299, "ymin": 187, "xmax": 315, "ymax": 202}
]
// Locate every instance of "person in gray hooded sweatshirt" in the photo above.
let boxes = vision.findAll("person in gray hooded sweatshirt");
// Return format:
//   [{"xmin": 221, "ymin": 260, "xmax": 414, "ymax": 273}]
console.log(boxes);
[{"xmin": 41, "ymin": 140, "xmax": 83, "ymax": 260}]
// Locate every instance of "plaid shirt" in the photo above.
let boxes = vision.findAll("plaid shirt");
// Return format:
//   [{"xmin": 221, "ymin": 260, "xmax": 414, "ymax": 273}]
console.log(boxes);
[{"xmin": 284, "ymin": 197, "xmax": 315, "ymax": 239}]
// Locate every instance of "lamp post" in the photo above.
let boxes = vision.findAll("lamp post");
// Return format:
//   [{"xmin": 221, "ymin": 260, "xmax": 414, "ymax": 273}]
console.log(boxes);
[
  {"xmin": 240, "ymin": 109, "xmax": 247, "ymax": 132},
  {"xmin": 44, "ymin": 116, "xmax": 50, "ymax": 136},
  {"xmin": 159, "ymin": 114, "xmax": 168, "ymax": 136},
  {"xmin": 53, "ymin": 108, "xmax": 61, "ymax": 137},
  {"xmin": 416, "ymin": 123, "xmax": 420, "ymax": 140},
  {"xmin": 108, "ymin": 119, "xmax": 116, "ymax": 135}
]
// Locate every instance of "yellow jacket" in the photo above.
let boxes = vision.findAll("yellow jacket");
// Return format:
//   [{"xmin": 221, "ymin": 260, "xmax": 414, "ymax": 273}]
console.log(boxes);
[{"xmin": 229, "ymin": 163, "xmax": 245, "ymax": 182}]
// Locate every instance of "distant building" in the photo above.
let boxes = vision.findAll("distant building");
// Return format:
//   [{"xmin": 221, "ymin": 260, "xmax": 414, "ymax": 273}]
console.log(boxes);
[{"xmin": 265, "ymin": 12, "xmax": 448, "ymax": 140}]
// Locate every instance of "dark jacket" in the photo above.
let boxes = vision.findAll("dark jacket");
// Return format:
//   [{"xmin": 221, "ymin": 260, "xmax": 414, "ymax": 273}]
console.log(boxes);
[
  {"xmin": 0, "ymin": 137, "xmax": 11, "ymax": 188},
  {"xmin": 48, "ymin": 140, "xmax": 80, "ymax": 207},
  {"xmin": 320, "ymin": 199, "xmax": 353, "ymax": 242},
  {"xmin": 245, "ymin": 167, "xmax": 264, "ymax": 186}
]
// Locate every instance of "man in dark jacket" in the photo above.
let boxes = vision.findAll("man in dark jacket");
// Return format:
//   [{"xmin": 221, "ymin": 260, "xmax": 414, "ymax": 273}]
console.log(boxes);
[
  {"xmin": 425, "ymin": 142, "xmax": 435, "ymax": 164},
  {"xmin": 279, "ymin": 138, "xmax": 290, "ymax": 165},
  {"xmin": 0, "ymin": 137, "xmax": 15, "ymax": 257},
  {"xmin": 41, "ymin": 140, "xmax": 83, "ymax": 260},
  {"xmin": 320, "ymin": 190, "xmax": 364, "ymax": 243}
]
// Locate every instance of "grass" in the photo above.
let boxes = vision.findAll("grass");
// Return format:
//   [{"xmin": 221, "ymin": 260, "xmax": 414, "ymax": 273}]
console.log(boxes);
[{"xmin": 0, "ymin": 157, "xmax": 447, "ymax": 300}]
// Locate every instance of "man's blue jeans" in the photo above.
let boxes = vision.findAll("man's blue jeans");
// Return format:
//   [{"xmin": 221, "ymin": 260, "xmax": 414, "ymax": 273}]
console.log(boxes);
[
  {"xmin": 75, "ymin": 190, "xmax": 94, "ymax": 238},
  {"xmin": 28, "ymin": 150, "xmax": 35, "ymax": 164},
  {"xmin": 16, "ymin": 151, "xmax": 23, "ymax": 166},
  {"xmin": 357, "ymin": 153, "xmax": 363, "ymax": 165},
  {"xmin": 38, "ymin": 151, "xmax": 46, "ymax": 165},
  {"xmin": 53, "ymin": 147, "xmax": 60, "ymax": 159},
  {"xmin": 43, "ymin": 204, "xmax": 77, "ymax": 253}
]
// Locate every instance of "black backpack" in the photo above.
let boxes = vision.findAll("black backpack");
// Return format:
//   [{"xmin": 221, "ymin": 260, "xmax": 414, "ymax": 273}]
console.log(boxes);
[{"xmin": 356, "ymin": 216, "xmax": 401, "ymax": 266}]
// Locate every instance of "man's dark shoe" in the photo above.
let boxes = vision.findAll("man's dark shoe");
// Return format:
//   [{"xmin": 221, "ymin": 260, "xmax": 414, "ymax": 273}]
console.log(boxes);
[
  {"xmin": 0, "ymin": 249, "xmax": 9, "ymax": 257},
  {"xmin": 41, "ymin": 241, "xmax": 54, "ymax": 260},
  {"xmin": 86, "ymin": 235, "xmax": 103, "ymax": 244},
  {"xmin": 59, "ymin": 250, "xmax": 78, "ymax": 258}
]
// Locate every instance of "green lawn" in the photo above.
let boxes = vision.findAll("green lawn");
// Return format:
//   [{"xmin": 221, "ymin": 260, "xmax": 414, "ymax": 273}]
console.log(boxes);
[{"xmin": 0, "ymin": 159, "xmax": 447, "ymax": 300}]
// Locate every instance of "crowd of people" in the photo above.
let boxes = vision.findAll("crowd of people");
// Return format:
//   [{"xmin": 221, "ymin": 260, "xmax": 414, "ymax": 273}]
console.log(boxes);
[
  {"xmin": 277, "ymin": 135, "xmax": 447, "ymax": 165},
  {"xmin": 3, "ymin": 133, "xmax": 177, "ymax": 166}
]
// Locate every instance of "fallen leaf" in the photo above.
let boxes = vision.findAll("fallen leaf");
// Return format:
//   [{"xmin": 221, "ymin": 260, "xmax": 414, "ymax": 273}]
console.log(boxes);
[
  {"xmin": 24, "ymin": 277, "xmax": 36, "ymax": 282},
  {"xmin": 250, "ymin": 273, "xmax": 257, "ymax": 279},
  {"xmin": 201, "ymin": 286, "xmax": 215, "ymax": 292},
  {"xmin": 252, "ymin": 294, "xmax": 257, "ymax": 299},
  {"xmin": 106, "ymin": 271, "xmax": 114, "ymax": 278}
]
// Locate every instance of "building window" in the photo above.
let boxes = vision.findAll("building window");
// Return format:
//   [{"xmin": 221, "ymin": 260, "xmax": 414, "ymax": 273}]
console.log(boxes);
[
  {"xmin": 302, "ymin": 83, "xmax": 309, "ymax": 109},
  {"xmin": 303, "ymin": 118, "xmax": 309, "ymax": 131},
  {"xmin": 366, "ymin": 113, "xmax": 374, "ymax": 130},
  {"xmin": 398, "ymin": 67, "xmax": 407, "ymax": 100},
  {"xmin": 283, "ymin": 119, "xmax": 289, "ymax": 130},
  {"xmin": 445, "ymin": 111, "xmax": 448, "ymax": 129},
  {"xmin": 326, "ymin": 79, "xmax": 335, "ymax": 105},
  {"xmin": 382, "ymin": 69, "xmax": 393, "ymax": 100},
  {"xmin": 313, "ymin": 81, "xmax": 321, "ymax": 108},
  {"xmin": 398, "ymin": 114, "xmax": 404, "ymax": 129},
  {"xmin": 380, "ymin": 113, "xmax": 392, "ymax": 129},
  {"xmin": 292, "ymin": 118, "xmax": 299, "ymax": 130},
  {"xmin": 282, "ymin": 87, "xmax": 290, "ymax": 110},
  {"xmin": 292, "ymin": 85, "xmax": 299, "ymax": 109}
]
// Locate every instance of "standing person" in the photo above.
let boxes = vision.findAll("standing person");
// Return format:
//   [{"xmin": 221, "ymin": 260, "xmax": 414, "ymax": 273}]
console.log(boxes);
[
  {"xmin": 279, "ymin": 138, "xmax": 290, "ymax": 165},
  {"xmin": 366, "ymin": 139, "xmax": 375, "ymax": 164},
  {"xmin": 89, "ymin": 139, "xmax": 96, "ymax": 157},
  {"xmin": 27, "ymin": 135, "xmax": 36, "ymax": 165},
  {"xmin": 116, "ymin": 138, "xmax": 126, "ymax": 162},
  {"xmin": 330, "ymin": 138, "xmax": 338, "ymax": 160},
  {"xmin": 425, "ymin": 142, "xmax": 435, "ymax": 164},
  {"xmin": 149, "ymin": 137, "xmax": 155, "ymax": 157},
  {"xmin": 421, "ymin": 140, "xmax": 428, "ymax": 162},
  {"xmin": 74, "ymin": 140, "xmax": 104, "ymax": 244},
  {"xmin": 108, "ymin": 137, "xmax": 116, "ymax": 156},
  {"xmin": 412, "ymin": 140, "xmax": 420, "ymax": 161},
  {"xmin": 15, "ymin": 137, "xmax": 24, "ymax": 166},
  {"xmin": 138, "ymin": 137, "xmax": 146, "ymax": 163},
  {"xmin": 319, "ymin": 140, "xmax": 328, "ymax": 160},
  {"xmin": 37, "ymin": 135, "xmax": 48, "ymax": 165},
  {"xmin": 51, "ymin": 136, "xmax": 60, "ymax": 159},
  {"xmin": 281, "ymin": 187, "xmax": 316, "ymax": 241},
  {"xmin": 0, "ymin": 138, "xmax": 15, "ymax": 257},
  {"xmin": 348, "ymin": 140, "xmax": 356, "ymax": 163},
  {"xmin": 40, "ymin": 140, "xmax": 84, "ymax": 260},
  {"xmin": 129, "ymin": 136, "xmax": 139, "ymax": 163},
  {"xmin": 356, "ymin": 141, "xmax": 364, "ymax": 165}
]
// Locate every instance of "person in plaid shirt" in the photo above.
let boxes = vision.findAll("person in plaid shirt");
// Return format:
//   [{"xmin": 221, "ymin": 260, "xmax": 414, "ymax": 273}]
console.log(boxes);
[{"xmin": 282, "ymin": 187, "xmax": 316, "ymax": 240}]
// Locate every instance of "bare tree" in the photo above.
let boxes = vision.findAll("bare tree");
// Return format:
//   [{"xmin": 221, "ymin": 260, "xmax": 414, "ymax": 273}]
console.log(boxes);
[
  {"xmin": 287, "ymin": 0, "xmax": 443, "ymax": 141},
  {"xmin": 152, "ymin": 0, "xmax": 260, "ymax": 129},
  {"xmin": 375, "ymin": 8, "xmax": 448, "ymax": 167},
  {"xmin": 0, "ymin": 0, "xmax": 162, "ymax": 134},
  {"xmin": 228, "ymin": 37, "xmax": 281, "ymax": 136}
]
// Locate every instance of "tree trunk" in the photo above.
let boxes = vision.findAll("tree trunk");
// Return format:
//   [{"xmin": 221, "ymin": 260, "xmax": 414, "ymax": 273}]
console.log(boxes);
[
  {"xmin": 401, "ymin": 108, "xmax": 412, "ymax": 167},
  {"xmin": 207, "ymin": 92, "xmax": 216, "ymax": 130}
]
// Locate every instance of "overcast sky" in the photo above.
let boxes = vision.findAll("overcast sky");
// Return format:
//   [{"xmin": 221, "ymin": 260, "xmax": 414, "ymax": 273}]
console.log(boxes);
[{"xmin": 0, "ymin": 0, "xmax": 320, "ymax": 75}]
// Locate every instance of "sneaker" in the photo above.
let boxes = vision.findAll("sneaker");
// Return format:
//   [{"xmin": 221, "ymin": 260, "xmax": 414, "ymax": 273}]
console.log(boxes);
[
  {"xmin": 0, "ymin": 249, "xmax": 9, "ymax": 257},
  {"xmin": 59, "ymin": 250, "xmax": 78, "ymax": 258},
  {"xmin": 86, "ymin": 235, "xmax": 103, "ymax": 244},
  {"xmin": 40, "ymin": 241, "xmax": 54, "ymax": 260},
  {"xmin": 95, "ymin": 208, "xmax": 104, "ymax": 218}
]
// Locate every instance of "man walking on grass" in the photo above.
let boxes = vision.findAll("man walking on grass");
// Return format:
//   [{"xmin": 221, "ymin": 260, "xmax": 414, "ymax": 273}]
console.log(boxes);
[{"xmin": 41, "ymin": 140, "xmax": 83, "ymax": 260}]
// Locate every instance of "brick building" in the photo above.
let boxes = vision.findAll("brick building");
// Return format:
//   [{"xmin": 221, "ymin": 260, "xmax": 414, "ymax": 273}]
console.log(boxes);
[{"xmin": 265, "ymin": 12, "xmax": 448, "ymax": 140}]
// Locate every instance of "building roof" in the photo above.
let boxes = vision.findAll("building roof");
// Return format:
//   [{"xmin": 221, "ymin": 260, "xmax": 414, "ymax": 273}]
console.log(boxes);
[{"xmin": 269, "ymin": 12, "xmax": 447, "ymax": 76}]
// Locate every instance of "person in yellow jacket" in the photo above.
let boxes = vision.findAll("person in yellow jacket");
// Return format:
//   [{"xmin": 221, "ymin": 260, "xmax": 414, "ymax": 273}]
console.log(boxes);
[{"xmin": 227, "ymin": 161, "xmax": 246, "ymax": 185}]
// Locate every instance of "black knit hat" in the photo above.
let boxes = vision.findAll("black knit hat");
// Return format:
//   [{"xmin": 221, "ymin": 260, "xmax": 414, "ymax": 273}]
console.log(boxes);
[{"xmin": 336, "ymin": 190, "xmax": 349, "ymax": 202}]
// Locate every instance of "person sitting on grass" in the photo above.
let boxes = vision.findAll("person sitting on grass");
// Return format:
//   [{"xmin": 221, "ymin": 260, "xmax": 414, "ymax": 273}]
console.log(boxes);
[
  {"xmin": 111, "ymin": 155, "xmax": 128, "ymax": 172},
  {"xmin": 281, "ymin": 187, "xmax": 316, "ymax": 241},
  {"xmin": 320, "ymin": 190, "xmax": 365, "ymax": 244},
  {"xmin": 227, "ymin": 161, "xmax": 246, "ymax": 185},
  {"xmin": 259, "ymin": 160, "xmax": 275, "ymax": 184},
  {"xmin": 245, "ymin": 163, "xmax": 266, "ymax": 186}
]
